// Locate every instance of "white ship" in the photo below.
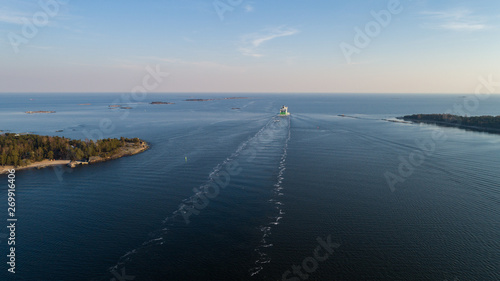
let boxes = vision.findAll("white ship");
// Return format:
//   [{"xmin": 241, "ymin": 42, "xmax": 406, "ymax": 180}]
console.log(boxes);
[{"xmin": 279, "ymin": 105, "xmax": 290, "ymax": 116}]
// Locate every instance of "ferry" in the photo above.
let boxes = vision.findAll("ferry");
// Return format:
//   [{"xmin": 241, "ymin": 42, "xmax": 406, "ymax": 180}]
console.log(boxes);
[{"xmin": 279, "ymin": 105, "xmax": 290, "ymax": 116}]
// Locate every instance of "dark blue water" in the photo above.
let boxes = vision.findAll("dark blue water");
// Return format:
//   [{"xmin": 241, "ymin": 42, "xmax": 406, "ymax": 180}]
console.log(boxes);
[{"xmin": 0, "ymin": 93, "xmax": 499, "ymax": 281}]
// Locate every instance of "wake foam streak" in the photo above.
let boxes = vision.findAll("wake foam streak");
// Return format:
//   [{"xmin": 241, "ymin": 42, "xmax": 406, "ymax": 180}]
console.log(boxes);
[{"xmin": 107, "ymin": 116, "xmax": 291, "ymax": 275}]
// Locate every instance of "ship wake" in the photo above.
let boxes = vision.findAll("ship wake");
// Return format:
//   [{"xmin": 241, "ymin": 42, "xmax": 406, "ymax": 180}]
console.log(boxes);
[
  {"xmin": 249, "ymin": 116, "xmax": 291, "ymax": 277},
  {"xmin": 104, "ymin": 115, "xmax": 292, "ymax": 279}
]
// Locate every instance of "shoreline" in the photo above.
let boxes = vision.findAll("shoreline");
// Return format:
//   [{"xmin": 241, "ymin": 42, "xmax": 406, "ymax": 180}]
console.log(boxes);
[
  {"xmin": 400, "ymin": 117, "xmax": 500, "ymax": 135},
  {"xmin": 0, "ymin": 142, "xmax": 149, "ymax": 175},
  {"xmin": 0, "ymin": 160, "xmax": 71, "ymax": 174}
]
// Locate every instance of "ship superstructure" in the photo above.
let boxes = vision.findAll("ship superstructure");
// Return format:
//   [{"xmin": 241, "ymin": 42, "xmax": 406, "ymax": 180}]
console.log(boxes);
[{"xmin": 279, "ymin": 105, "xmax": 290, "ymax": 116}]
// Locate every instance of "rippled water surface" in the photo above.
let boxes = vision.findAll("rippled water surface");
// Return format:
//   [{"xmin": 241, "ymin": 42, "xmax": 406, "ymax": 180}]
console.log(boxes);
[{"xmin": 0, "ymin": 93, "xmax": 499, "ymax": 281}]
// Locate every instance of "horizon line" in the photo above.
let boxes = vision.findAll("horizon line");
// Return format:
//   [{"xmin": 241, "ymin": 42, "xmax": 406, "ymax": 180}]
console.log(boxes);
[{"xmin": 0, "ymin": 92, "xmax": 492, "ymax": 95}]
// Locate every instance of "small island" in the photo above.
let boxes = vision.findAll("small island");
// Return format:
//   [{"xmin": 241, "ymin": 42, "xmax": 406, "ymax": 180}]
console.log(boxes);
[
  {"xmin": 338, "ymin": 114, "xmax": 360, "ymax": 119},
  {"xmin": 185, "ymin": 98, "xmax": 215, "ymax": 102},
  {"xmin": 185, "ymin": 97, "xmax": 248, "ymax": 102},
  {"xmin": 150, "ymin": 101, "xmax": 175, "ymax": 105},
  {"xmin": 399, "ymin": 114, "xmax": 500, "ymax": 134},
  {"xmin": 0, "ymin": 133, "xmax": 149, "ymax": 174},
  {"xmin": 25, "ymin": 111, "xmax": 56, "ymax": 114},
  {"xmin": 223, "ymin": 97, "xmax": 248, "ymax": 100}
]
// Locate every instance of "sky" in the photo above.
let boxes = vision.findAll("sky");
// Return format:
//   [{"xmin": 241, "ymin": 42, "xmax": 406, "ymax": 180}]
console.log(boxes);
[{"xmin": 1, "ymin": 0, "xmax": 500, "ymax": 93}]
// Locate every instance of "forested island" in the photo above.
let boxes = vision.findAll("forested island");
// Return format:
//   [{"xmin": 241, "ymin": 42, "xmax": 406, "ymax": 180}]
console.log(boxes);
[
  {"xmin": 0, "ymin": 133, "xmax": 148, "ymax": 174},
  {"xmin": 399, "ymin": 114, "xmax": 500, "ymax": 133}
]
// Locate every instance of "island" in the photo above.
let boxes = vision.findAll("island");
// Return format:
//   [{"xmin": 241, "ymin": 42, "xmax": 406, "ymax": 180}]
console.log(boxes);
[
  {"xmin": 25, "ymin": 111, "xmax": 56, "ymax": 114},
  {"xmin": 150, "ymin": 101, "xmax": 175, "ymax": 105},
  {"xmin": 185, "ymin": 97, "xmax": 248, "ymax": 102},
  {"xmin": 185, "ymin": 99, "xmax": 215, "ymax": 102},
  {"xmin": 0, "ymin": 133, "xmax": 149, "ymax": 174},
  {"xmin": 338, "ymin": 114, "xmax": 360, "ymax": 119},
  {"xmin": 399, "ymin": 114, "xmax": 500, "ymax": 134}
]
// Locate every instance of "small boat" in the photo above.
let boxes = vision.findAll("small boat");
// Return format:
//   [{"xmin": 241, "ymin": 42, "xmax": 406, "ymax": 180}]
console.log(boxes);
[{"xmin": 278, "ymin": 105, "xmax": 290, "ymax": 116}]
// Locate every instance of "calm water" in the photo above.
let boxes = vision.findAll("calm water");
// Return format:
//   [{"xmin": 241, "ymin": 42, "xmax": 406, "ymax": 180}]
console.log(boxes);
[{"xmin": 0, "ymin": 93, "xmax": 499, "ymax": 281}]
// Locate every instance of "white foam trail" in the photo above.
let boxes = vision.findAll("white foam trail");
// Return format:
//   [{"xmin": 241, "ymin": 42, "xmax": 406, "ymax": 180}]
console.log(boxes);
[
  {"xmin": 108, "ymin": 116, "xmax": 285, "ymax": 274},
  {"xmin": 165, "ymin": 117, "xmax": 278, "ymax": 223},
  {"xmin": 250, "ymin": 116, "xmax": 291, "ymax": 277},
  {"xmin": 249, "ymin": 266, "xmax": 263, "ymax": 276}
]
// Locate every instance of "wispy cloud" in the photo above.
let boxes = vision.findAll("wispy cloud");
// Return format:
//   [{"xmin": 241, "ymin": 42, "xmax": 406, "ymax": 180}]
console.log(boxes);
[
  {"xmin": 135, "ymin": 56, "xmax": 245, "ymax": 72},
  {"xmin": 244, "ymin": 4, "xmax": 254, "ymax": 13},
  {"xmin": 0, "ymin": 0, "xmax": 77, "ymax": 29},
  {"xmin": 238, "ymin": 26, "xmax": 299, "ymax": 58},
  {"xmin": 27, "ymin": 45, "xmax": 56, "ymax": 50},
  {"xmin": 0, "ymin": 11, "xmax": 30, "ymax": 25},
  {"xmin": 421, "ymin": 9, "xmax": 490, "ymax": 31}
]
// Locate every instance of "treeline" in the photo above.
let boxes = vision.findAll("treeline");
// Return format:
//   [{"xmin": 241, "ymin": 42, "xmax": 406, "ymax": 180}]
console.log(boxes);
[
  {"xmin": 402, "ymin": 114, "xmax": 500, "ymax": 129},
  {"xmin": 0, "ymin": 134, "xmax": 142, "ymax": 167}
]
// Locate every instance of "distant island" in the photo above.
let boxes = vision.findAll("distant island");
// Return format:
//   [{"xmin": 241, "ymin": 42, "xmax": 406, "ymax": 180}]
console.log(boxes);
[
  {"xmin": 150, "ymin": 101, "xmax": 175, "ymax": 104},
  {"xmin": 0, "ymin": 133, "xmax": 148, "ymax": 174},
  {"xmin": 25, "ymin": 111, "xmax": 56, "ymax": 114},
  {"xmin": 185, "ymin": 99, "xmax": 215, "ymax": 102},
  {"xmin": 108, "ymin": 105, "xmax": 133, "ymax": 110},
  {"xmin": 399, "ymin": 114, "xmax": 500, "ymax": 134},
  {"xmin": 185, "ymin": 97, "xmax": 248, "ymax": 102}
]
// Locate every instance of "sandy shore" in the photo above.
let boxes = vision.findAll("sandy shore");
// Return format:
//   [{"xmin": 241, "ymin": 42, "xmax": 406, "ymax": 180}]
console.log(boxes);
[{"xmin": 0, "ymin": 160, "xmax": 71, "ymax": 175}]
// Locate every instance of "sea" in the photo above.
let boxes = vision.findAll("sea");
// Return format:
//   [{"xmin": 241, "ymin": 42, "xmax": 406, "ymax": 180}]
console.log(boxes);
[{"xmin": 0, "ymin": 93, "xmax": 499, "ymax": 281}]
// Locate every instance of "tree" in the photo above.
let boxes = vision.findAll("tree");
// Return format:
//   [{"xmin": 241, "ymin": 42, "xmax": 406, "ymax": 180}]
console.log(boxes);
[
  {"xmin": 75, "ymin": 148, "xmax": 84, "ymax": 161},
  {"xmin": 0, "ymin": 150, "xmax": 7, "ymax": 166},
  {"xmin": 11, "ymin": 150, "xmax": 19, "ymax": 167}
]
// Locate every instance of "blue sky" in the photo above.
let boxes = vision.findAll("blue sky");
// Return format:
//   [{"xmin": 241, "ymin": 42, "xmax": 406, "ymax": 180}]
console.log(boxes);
[{"xmin": 1, "ymin": 0, "xmax": 500, "ymax": 93}]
